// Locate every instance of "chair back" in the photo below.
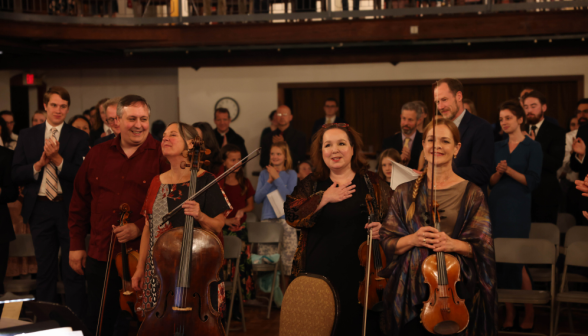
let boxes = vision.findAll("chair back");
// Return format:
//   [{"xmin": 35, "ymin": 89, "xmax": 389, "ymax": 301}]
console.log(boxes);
[
  {"xmin": 9, "ymin": 234, "xmax": 36, "ymax": 258},
  {"xmin": 530, "ymin": 222, "xmax": 560, "ymax": 253},
  {"xmin": 494, "ymin": 238, "xmax": 556, "ymax": 265},
  {"xmin": 564, "ymin": 226, "xmax": 588, "ymax": 248},
  {"xmin": 247, "ymin": 222, "xmax": 283, "ymax": 244},
  {"xmin": 564, "ymin": 242, "xmax": 588, "ymax": 268},
  {"xmin": 557, "ymin": 213, "xmax": 576, "ymax": 233},
  {"xmin": 223, "ymin": 235, "xmax": 242, "ymax": 259},
  {"xmin": 279, "ymin": 273, "xmax": 339, "ymax": 336}
]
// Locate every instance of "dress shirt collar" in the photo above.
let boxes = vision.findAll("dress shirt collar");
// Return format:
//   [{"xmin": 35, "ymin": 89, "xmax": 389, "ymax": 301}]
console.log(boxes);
[
  {"xmin": 452, "ymin": 109, "xmax": 467, "ymax": 128},
  {"xmin": 325, "ymin": 115, "xmax": 336, "ymax": 125},
  {"xmin": 402, "ymin": 130, "xmax": 417, "ymax": 143},
  {"xmin": 111, "ymin": 133, "xmax": 157, "ymax": 157},
  {"xmin": 530, "ymin": 118, "xmax": 545, "ymax": 135},
  {"xmin": 45, "ymin": 120, "xmax": 64, "ymax": 138},
  {"xmin": 103, "ymin": 123, "xmax": 112, "ymax": 133}
]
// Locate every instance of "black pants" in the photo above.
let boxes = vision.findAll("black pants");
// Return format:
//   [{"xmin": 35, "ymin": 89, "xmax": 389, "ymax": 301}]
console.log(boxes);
[
  {"xmin": 84, "ymin": 256, "xmax": 133, "ymax": 336},
  {"xmin": 0, "ymin": 241, "xmax": 9, "ymax": 294},
  {"xmin": 29, "ymin": 201, "xmax": 86, "ymax": 318}
]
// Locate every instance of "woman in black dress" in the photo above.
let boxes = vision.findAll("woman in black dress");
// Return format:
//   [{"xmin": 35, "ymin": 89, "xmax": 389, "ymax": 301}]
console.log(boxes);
[{"xmin": 284, "ymin": 123, "xmax": 391, "ymax": 335}]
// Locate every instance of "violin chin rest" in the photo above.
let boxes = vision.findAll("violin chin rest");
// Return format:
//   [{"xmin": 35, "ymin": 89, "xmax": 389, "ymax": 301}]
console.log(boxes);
[{"xmin": 433, "ymin": 321, "xmax": 460, "ymax": 335}]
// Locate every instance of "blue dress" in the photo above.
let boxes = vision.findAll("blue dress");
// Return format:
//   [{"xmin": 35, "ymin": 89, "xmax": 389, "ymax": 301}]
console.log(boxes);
[{"xmin": 489, "ymin": 136, "xmax": 542, "ymax": 289}]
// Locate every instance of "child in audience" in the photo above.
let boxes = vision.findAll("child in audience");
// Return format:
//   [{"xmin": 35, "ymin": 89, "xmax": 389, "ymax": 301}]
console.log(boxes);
[
  {"xmin": 378, "ymin": 148, "xmax": 401, "ymax": 184},
  {"xmin": 296, "ymin": 160, "xmax": 313, "ymax": 182},
  {"xmin": 254, "ymin": 141, "xmax": 298, "ymax": 279},
  {"xmin": 219, "ymin": 144, "xmax": 256, "ymax": 302}
]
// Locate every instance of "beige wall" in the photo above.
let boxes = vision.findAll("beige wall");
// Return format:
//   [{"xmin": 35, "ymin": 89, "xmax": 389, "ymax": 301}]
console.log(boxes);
[
  {"xmin": 178, "ymin": 55, "xmax": 588, "ymax": 179},
  {"xmin": 41, "ymin": 68, "xmax": 179, "ymax": 126}
]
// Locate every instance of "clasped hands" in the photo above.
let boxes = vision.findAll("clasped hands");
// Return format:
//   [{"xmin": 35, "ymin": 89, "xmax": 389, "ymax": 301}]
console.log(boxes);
[
  {"xmin": 266, "ymin": 165, "xmax": 280, "ymax": 183},
  {"xmin": 496, "ymin": 160, "xmax": 509, "ymax": 175},
  {"xmin": 412, "ymin": 226, "xmax": 457, "ymax": 252},
  {"xmin": 34, "ymin": 138, "xmax": 63, "ymax": 171}
]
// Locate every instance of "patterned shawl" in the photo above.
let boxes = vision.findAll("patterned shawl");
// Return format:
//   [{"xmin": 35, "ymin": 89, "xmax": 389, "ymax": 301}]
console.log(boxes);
[
  {"xmin": 284, "ymin": 171, "xmax": 392, "ymax": 277},
  {"xmin": 379, "ymin": 178, "xmax": 497, "ymax": 336}
]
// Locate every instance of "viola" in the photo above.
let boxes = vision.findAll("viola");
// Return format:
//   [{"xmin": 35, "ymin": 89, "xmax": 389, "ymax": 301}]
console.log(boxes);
[
  {"xmin": 358, "ymin": 194, "xmax": 387, "ymax": 336},
  {"xmin": 113, "ymin": 203, "xmax": 144, "ymax": 321},
  {"xmin": 97, "ymin": 203, "xmax": 142, "ymax": 336},
  {"xmin": 420, "ymin": 97, "xmax": 469, "ymax": 335}
]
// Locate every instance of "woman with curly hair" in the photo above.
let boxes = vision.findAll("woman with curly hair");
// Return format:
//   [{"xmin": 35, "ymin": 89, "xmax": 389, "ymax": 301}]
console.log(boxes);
[{"xmin": 284, "ymin": 123, "xmax": 391, "ymax": 335}]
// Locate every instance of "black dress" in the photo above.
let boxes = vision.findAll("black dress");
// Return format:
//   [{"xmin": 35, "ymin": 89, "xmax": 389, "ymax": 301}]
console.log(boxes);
[{"xmin": 305, "ymin": 173, "xmax": 379, "ymax": 335}]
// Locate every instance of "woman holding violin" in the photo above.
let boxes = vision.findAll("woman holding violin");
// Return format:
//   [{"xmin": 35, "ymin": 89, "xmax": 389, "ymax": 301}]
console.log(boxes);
[
  {"xmin": 379, "ymin": 117, "xmax": 497, "ymax": 336},
  {"xmin": 284, "ymin": 123, "xmax": 391, "ymax": 335},
  {"xmin": 131, "ymin": 122, "xmax": 232, "ymax": 325}
]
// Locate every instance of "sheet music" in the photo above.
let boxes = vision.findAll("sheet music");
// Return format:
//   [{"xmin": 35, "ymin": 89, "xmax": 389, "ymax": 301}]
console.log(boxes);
[
  {"xmin": 267, "ymin": 189, "xmax": 285, "ymax": 218},
  {"xmin": 390, "ymin": 160, "xmax": 420, "ymax": 190}
]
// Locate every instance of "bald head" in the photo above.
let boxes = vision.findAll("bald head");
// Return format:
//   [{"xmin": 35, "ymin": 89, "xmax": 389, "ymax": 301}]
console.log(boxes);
[{"xmin": 276, "ymin": 105, "xmax": 292, "ymax": 130}]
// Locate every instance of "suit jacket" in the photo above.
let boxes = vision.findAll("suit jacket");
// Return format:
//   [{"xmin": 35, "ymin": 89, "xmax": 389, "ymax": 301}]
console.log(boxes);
[
  {"xmin": 260, "ymin": 126, "xmax": 307, "ymax": 168},
  {"xmin": 381, "ymin": 131, "xmax": 423, "ymax": 169},
  {"xmin": 214, "ymin": 127, "xmax": 248, "ymax": 159},
  {"xmin": 0, "ymin": 146, "xmax": 18, "ymax": 243},
  {"xmin": 93, "ymin": 133, "xmax": 116, "ymax": 146},
  {"xmin": 12, "ymin": 123, "xmax": 90, "ymax": 223},
  {"xmin": 529, "ymin": 121, "xmax": 566, "ymax": 201},
  {"xmin": 454, "ymin": 111, "xmax": 495, "ymax": 195},
  {"xmin": 311, "ymin": 116, "xmax": 346, "ymax": 138},
  {"xmin": 570, "ymin": 123, "xmax": 588, "ymax": 180}
]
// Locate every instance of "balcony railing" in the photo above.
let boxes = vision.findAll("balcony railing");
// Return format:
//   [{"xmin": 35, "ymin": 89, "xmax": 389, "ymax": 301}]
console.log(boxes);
[{"xmin": 0, "ymin": 0, "xmax": 586, "ymax": 25}]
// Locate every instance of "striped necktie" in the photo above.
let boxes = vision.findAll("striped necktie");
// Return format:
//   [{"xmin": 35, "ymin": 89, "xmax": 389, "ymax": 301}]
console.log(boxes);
[{"xmin": 44, "ymin": 128, "xmax": 60, "ymax": 201}]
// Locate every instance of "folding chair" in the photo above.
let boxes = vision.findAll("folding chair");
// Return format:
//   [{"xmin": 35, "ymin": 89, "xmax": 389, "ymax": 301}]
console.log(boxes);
[
  {"xmin": 279, "ymin": 273, "xmax": 340, "ymax": 336},
  {"xmin": 529, "ymin": 223, "xmax": 560, "ymax": 283},
  {"xmin": 556, "ymin": 213, "xmax": 576, "ymax": 235},
  {"xmin": 559, "ymin": 226, "xmax": 588, "ymax": 289},
  {"xmin": 553, "ymin": 241, "xmax": 588, "ymax": 336},
  {"xmin": 495, "ymin": 238, "xmax": 556, "ymax": 336},
  {"xmin": 223, "ymin": 235, "xmax": 246, "ymax": 336},
  {"xmin": 3, "ymin": 234, "xmax": 37, "ymax": 294},
  {"xmin": 247, "ymin": 221, "xmax": 283, "ymax": 319}
]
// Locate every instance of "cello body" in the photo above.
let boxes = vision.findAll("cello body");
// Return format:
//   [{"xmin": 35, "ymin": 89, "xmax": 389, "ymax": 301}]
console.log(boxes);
[
  {"xmin": 420, "ymin": 252, "xmax": 469, "ymax": 335},
  {"xmin": 138, "ymin": 227, "xmax": 225, "ymax": 336}
]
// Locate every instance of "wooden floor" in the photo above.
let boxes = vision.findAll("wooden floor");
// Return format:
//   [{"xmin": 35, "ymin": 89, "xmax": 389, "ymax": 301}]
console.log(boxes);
[
  {"xmin": 226, "ymin": 305, "xmax": 280, "ymax": 336},
  {"xmin": 224, "ymin": 304, "xmax": 588, "ymax": 336}
]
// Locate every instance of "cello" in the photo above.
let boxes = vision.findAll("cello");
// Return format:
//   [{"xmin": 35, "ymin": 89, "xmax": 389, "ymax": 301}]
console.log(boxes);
[
  {"xmin": 137, "ymin": 137, "xmax": 225, "ymax": 336},
  {"xmin": 137, "ymin": 139, "xmax": 262, "ymax": 336},
  {"xmin": 419, "ymin": 96, "xmax": 469, "ymax": 335},
  {"xmin": 358, "ymin": 194, "xmax": 387, "ymax": 336}
]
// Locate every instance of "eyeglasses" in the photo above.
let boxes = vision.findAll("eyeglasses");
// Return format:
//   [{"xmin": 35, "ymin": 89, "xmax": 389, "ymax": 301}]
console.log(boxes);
[
  {"xmin": 324, "ymin": 105, "xmax": 337, "ymax": 108},
  {"xmin": 106, "ymin": 117, "xmax": 117, "ymax": 124},
  {"xmin": 322, "ymin": 123, "xmax": 349, "ymax": 129},
  {"xmin": 276, "ymin": 113, "xmax": 290, "ymax": 117}
]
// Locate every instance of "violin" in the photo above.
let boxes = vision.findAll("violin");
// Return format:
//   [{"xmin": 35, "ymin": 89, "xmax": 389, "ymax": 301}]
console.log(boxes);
[
  {"xmin": 420, "ymin": 95, "xmax": 469, "ymax": 335},
  {"xmin": 97, "ymin": 203, "xmax": 142, "ymax": 336},
  {"xmin": 358, "ymin": 194, "xmax": 387, "ymax": 336},
  {"xmin": 113, "ymin": 203, "xmax": 144, "ymax": 322}
]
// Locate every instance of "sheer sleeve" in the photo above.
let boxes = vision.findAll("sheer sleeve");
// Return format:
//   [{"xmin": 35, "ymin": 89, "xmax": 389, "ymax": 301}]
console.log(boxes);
[{"xmin": 284, "ymin": 175, "xmax": 323, "ymax": 229}]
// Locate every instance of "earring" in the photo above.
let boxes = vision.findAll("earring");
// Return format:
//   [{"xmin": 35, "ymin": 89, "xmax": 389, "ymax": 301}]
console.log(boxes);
[{"xmin": 454, "ymin": 154, "xmax": 457, "ymax": 159}]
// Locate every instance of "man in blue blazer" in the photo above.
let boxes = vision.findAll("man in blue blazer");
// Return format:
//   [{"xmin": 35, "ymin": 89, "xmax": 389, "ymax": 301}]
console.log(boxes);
[
  {"xmin": 0, "ymin": 145, "xmax": 19, "ymax": 295},
  {"xmin": 311, "ymin": 98, "xmax": 346, "ymax": 138},
  {"xmin": 12, "ymin": 86, "xmax": 89, "ymax": 318},
  {"xmin": 435, "ymin": 78, "xmax": 494, "ymax": 195}
]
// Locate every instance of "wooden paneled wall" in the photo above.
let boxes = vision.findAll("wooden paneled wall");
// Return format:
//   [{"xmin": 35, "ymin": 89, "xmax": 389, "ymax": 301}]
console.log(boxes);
[{"xmin": 283, "ymin": 76, "xmax": 583, "ymax": 153}]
